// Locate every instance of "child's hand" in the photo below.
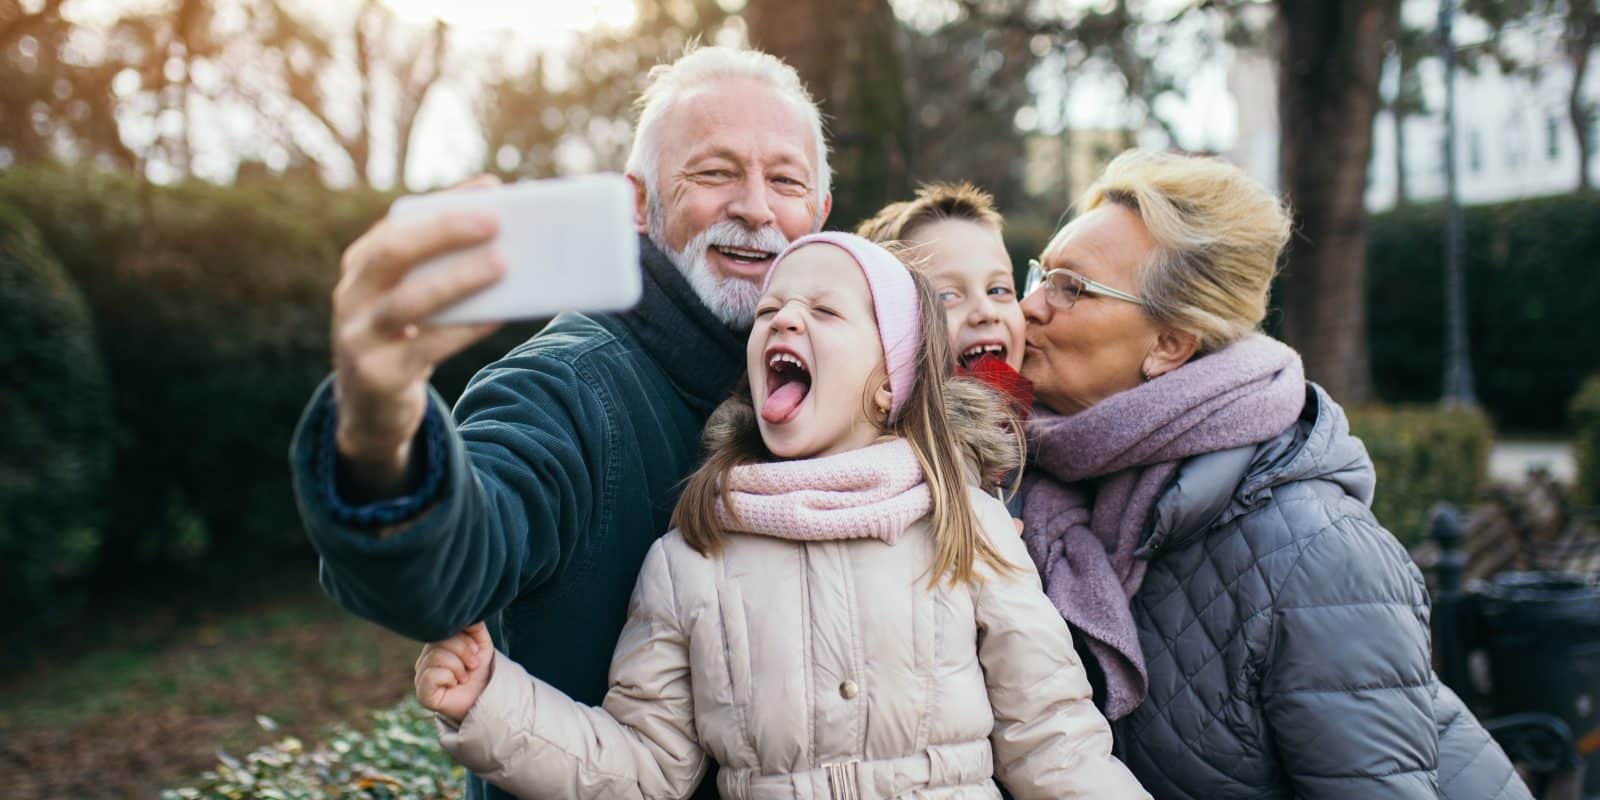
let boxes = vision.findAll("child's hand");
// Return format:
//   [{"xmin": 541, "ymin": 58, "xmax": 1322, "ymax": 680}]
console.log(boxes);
[{"xmin": 415, "ymin": 622, "xmax": 494, "ymax": 725}]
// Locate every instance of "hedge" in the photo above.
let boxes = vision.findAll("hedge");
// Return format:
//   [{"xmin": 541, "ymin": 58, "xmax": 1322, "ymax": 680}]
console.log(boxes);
[
  {"xmin": 1348, "ymin": 404, "xmax": 1494, "ymax": 547},
  {"xmin": 163, "ymin": 699, "xmax": 464, "ymax": 799},
  {"xmin": 0, "ymin": 165, "xmax": 539, "ymax": 625},
  {"xmin": 1366, "ymin": 193, "xmax": 1600, "ymax": 433},
  {"xmin": 1573, "ymin": 375, "xmax": 1600, "ymax": 505},
  {"xmin": 0, "ymin": 204, "xmax": 113, "ymax": 645}
]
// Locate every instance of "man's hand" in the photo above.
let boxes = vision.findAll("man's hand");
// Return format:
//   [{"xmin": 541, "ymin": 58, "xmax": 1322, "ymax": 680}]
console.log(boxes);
[
  {"xmin": 332, "ymin": 175, "xmax": 506, "ymax": 497},
  {"xmin": 415, "ymin": 622, "xmax": 495, "ymax": 725}
]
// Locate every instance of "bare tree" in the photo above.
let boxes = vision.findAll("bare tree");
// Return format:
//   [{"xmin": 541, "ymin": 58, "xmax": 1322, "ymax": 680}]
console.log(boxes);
[
  {"xmin": 1560, "ymin": 1, "xmax": 1598, "ymax": 191},
  {"xmin": 0, "ymin": 0, "xmax": 134, "ymax": 168},
  {"xmin": 258, "ymin": 0, "xmax": 449, "ymax": 189},
  {"xmin": 1384, "ymin": 24, "xmax": 1432, "ymax": 206}
]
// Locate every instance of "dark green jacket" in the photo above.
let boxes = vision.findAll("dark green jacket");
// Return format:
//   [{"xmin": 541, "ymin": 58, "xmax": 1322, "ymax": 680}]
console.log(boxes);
[{"xmin": 289, "ymin": 236, "xmax": 744, "ymax": 800}]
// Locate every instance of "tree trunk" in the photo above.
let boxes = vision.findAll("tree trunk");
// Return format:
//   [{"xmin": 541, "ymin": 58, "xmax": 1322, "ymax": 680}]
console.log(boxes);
[
  {"xmin": 1568, "ymin": 14, "xmax": 1595, "ymax": 194},
  {"xmin": 393, "ymin": 22, "xmax": 447, "ymax": 191},
  {"xmin": 744, "ymin": 0, "xmax": 911, "ymax": 227},
  {"xmin": 1393, "ymin": 105, "xmax": 1408, "ymax": 205},
  {"xmin": 1273, "ymin": 0, "xmax": 1397, "ymax": 405}
]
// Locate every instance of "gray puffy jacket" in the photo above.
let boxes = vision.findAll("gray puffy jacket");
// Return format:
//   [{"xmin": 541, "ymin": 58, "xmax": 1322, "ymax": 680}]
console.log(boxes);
[{"xmin": 1114, "ymin": 384, "xmax": 1530, "ymax": 799}]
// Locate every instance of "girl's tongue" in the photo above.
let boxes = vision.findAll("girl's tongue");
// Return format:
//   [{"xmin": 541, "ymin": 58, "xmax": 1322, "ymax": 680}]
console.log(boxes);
[{"xmin": 761, "ymin": 380, "xmax": 809, "ymax": 424}]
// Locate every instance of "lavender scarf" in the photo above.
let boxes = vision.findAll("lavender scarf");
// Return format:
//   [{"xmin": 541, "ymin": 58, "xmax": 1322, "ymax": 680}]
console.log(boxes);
[{"xmin": 1021, "ymin": 334, "xmax": 1306, "ymax": 720}]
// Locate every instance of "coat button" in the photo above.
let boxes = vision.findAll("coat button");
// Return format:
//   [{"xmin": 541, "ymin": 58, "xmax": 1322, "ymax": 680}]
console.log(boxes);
[{"xmin": 839, "ymin": 680, "xmax": 859, "ymax": 699}]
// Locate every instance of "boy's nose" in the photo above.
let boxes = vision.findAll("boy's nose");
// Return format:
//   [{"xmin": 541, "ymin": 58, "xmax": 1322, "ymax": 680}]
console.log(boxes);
[{"xmin": 968, "ymin": 298, "xmax": 1001, "ymax": 326}]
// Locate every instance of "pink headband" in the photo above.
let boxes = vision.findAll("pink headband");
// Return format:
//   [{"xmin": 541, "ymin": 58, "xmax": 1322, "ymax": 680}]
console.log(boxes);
[{"xmin": 762, "ymin": 232, "xmax": 922, "ymax": 421}]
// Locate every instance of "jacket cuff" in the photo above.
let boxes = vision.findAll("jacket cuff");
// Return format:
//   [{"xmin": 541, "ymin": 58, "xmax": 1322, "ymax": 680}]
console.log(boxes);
[
  {"xmin": 311, "ymin": 387, "xmax": 449, "ymax": 530},
  {"xmin": 440, "ymin": 651, "xmax": 536, "ymax": 773}
]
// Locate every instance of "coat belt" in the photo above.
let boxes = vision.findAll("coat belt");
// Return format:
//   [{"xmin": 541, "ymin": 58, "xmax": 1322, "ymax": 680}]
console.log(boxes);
[{"xmin": 718, "ymin": 739, "xmax": 994, "ymax": 800}]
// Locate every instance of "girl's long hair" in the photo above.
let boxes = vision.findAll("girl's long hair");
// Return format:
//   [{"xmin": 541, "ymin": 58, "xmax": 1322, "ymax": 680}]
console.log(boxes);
[{"xmin": 671, "ymin": 268, "xmax": 1022, "ymax": 586}]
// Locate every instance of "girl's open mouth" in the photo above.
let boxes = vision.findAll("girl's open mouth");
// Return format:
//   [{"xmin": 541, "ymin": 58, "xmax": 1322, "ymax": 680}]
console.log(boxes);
[
  {"xmin": 958, "ymin": 342, "xmax": 1008, "ymax": 371},
  {"xmin": 761, "ymin": 347, "xmax": 812, "ymax": 424}
]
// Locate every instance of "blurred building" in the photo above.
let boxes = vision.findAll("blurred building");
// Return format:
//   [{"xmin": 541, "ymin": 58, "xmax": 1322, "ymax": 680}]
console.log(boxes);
[
  {"xmin": 1227, "ymin": 3, "xmax": 1600, "ymax": 210},
  {"xmin": 1022, "ymin": 128, "xmax": 1139, "ymax": 210}
]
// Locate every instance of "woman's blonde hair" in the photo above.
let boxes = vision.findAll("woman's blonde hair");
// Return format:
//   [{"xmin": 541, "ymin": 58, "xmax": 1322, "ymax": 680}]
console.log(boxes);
[
  {"xmin": 1065, "ymin": 149, "xmax": 1292, "ymax": 355},
  {"xmin": 856, "ymin": 181, "xmax": 1004, "ymax": 245},
  {"xmin": 671, "ymin": 265, "xmax": 1020, "ymax": 587}
]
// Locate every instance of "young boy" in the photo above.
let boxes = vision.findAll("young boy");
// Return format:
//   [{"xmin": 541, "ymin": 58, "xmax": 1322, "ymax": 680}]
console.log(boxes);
[{"xmin": 858, "ymin": 182, "xmax": 1032, "ymax": 417}]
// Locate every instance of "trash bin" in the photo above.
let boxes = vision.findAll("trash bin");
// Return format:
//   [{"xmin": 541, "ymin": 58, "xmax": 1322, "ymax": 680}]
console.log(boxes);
[{"xmin": 1474, "ymin": 571, "xmax": 1600, "ymax": 792}]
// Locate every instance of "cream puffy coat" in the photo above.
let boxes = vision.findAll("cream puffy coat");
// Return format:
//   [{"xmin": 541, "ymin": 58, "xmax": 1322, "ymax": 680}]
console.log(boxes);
[{"xmin": 440, "ymin": 488, "xmax": 1149, "ymax": 800}]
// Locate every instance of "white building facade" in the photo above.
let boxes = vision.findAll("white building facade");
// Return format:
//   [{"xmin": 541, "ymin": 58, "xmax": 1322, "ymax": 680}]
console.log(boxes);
[{"xmin": 1226, "ymin": 3, "xmax": 1600, "ymax": 211}]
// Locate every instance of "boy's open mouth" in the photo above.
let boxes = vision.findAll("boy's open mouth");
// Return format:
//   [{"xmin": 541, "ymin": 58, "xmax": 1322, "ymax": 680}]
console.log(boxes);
[
  {"xmin": 761, "ymin": 347, "xmax": 812, "ymax": 425},
  {"xmin": 958, "ymin": 342, "xmax": 1008, "ymax": 371}
]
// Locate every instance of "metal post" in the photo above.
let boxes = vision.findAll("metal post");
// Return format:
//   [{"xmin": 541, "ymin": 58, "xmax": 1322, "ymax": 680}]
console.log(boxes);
[
  {"xmin": 1432, "ymin": 503, "xmax": 1471, "ymax": 694},
  {"xmin": 1438, "ymin": 0, "xmax": 1478, "ymax": 407}
]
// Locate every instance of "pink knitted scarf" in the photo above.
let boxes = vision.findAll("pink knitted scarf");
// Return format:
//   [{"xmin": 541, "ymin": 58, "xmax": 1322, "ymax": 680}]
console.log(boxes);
[{"xmin": 715, "ymin": 439, "xmax": 932, "ymax": 544}]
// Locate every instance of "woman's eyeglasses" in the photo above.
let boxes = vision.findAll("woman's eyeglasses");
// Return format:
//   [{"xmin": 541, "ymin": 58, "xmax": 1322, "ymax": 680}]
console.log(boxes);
[{"xmin": 1023, "ymin": 258, "xmax": 1144, "ymax": 310}]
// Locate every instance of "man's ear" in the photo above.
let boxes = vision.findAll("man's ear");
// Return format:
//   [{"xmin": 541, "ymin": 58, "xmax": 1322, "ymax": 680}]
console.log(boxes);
[
  {"xmin": 627, "ymin": 173, "xmax": 648, "ymax": 233},
  {"xmin": 1143, "ymin": 328, "xmax": 1201, "ymax": 380},
  {"xmin": 814, "ymin": 191, "xmax": 833, "ymax": 232}
]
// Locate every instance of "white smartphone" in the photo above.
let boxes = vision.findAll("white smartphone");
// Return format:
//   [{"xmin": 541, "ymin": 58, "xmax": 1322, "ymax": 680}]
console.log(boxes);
[{"xmin": 388, "ymin": 173, "xmax": 642, "ymax": 325}]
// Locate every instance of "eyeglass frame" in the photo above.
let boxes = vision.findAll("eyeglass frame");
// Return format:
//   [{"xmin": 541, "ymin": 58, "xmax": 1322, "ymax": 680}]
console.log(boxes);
[{"xmin": 1023, "ymin": 258, "xmax": 1145, "ymax": 309}]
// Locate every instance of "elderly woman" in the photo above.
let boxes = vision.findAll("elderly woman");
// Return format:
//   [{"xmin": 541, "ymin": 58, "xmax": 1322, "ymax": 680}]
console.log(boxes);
[{"xmin": 1017, "ymin": 149, "xmax": 1528, "ymax": 799}]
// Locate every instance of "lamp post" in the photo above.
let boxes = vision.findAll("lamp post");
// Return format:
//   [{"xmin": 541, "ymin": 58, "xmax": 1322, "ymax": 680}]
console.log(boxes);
[{"xmin": 1439, "ymin": 0, "xmax": 1478, "ymax": 408}]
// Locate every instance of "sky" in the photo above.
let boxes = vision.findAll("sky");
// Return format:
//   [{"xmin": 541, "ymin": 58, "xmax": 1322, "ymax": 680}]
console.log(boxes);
[{"xmin": 54, "ymin": 0, "xmax": 1240, "ymax": 189}]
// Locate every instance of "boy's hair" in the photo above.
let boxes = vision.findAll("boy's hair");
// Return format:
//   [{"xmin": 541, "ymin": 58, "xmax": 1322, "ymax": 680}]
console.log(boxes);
[
  {"xmin": 855, "ymin": 181, "xmax": 1004, "ymax": 245},
  {"xmin": 671, "ymin": 267, "xmax": 1021, "ymax": 586}
]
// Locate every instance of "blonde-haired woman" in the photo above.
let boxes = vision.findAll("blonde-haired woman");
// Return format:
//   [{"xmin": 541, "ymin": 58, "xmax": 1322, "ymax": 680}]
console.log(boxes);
[{"xmin": 1016, "ymin": 149, "xmax": 1529, "ymax": 799}]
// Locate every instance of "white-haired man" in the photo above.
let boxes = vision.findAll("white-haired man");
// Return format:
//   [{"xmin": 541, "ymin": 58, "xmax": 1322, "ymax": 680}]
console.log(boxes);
[{"xmin": 287, "ymin": 47, "xmax": 830, "ymax": 800}]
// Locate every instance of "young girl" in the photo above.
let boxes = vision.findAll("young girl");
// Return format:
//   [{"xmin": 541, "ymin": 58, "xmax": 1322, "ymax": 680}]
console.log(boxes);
[
  {"xmin": 856, "ymin": 183, "xmax": 1031, "ymax": 418},
  {"xmin": 414, "ymin": 233, "xmax": 1148, "ymax": 800}
]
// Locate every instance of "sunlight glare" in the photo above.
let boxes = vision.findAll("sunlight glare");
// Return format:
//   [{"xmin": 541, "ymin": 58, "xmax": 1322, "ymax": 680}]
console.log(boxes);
[{"xmin": 378, "ymin": 0, "xmax": 638, "ymax": 49}]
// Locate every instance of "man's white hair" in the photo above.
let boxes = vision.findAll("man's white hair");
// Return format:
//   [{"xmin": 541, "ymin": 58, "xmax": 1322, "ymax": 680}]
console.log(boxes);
[{"xmin": 624, "ymin": 45, "xmax": 831, "ymax": 210}]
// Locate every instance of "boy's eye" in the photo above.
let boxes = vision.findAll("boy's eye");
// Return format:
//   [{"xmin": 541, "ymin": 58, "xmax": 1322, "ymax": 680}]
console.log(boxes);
[
  {"xmin": 755, "ymin": 306, "xmax": 778, "ymax": 317},
  {"xmin": 814, "ymin": 305, "xmax": 840, "ymax": 318}
]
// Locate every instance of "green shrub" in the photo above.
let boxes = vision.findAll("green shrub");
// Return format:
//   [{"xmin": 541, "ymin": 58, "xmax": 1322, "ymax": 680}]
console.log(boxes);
[
  {"xmin": 0, "ymin": 203, "xmax": 112, "ymax": 646},
  {"xmin": 0, "ymin": 165, "xmax": 540, "ymax": 580},
  {"xmin": 1367, "ymin": 194, "xmax": 1600, "ymax": 433},
  {"xmin": 1348, "ymin": 404, "xmax": 1494, "ymax": 547},
  {"xmin": 1573, "ymin": 376, "xmax": 1600, "ymax": 505},
  {"xmin": 164, "ymin": 699, "xmax": 465, "ymax": 800}
]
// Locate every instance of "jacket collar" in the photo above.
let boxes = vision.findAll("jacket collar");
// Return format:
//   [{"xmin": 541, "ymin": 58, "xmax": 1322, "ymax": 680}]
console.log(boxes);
[
  {"xmin": 607, "ymin": 234, "xmax": 749, "ymax": 415},
  {"xmin": 1139, "ymin": 383, "xmax": 1377, "ymax": 557}
]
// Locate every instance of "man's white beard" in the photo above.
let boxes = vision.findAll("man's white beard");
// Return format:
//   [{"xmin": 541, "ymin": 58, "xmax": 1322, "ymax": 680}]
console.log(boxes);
[{"xmin": 646, "ymin": 194, "xmax": 790, "ymax": 329}]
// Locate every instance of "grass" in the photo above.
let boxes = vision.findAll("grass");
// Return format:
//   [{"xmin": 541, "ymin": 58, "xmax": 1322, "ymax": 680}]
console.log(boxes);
[{"xmin": 0, "ymin": 561, "xmax": 423, "ymax": 799}]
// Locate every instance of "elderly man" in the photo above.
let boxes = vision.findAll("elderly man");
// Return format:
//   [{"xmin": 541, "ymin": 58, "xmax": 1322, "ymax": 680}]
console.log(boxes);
[{"xmin": 287, "ymin": 46, "xmax": 831, "ymax": 799}]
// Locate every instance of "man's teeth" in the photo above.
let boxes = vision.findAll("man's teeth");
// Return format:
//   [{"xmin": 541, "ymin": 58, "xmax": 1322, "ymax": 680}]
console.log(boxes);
[
  {"xmin": 716, "ymin": 246, "xmax": 773, "ymax": 260},
  {"xmin": 962, "ymin": 344, "xmax": 1006, "ymax": 359},
  {"xmin": 768, "ymin": 352, "xmax": 806, "ymax": 372}
]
